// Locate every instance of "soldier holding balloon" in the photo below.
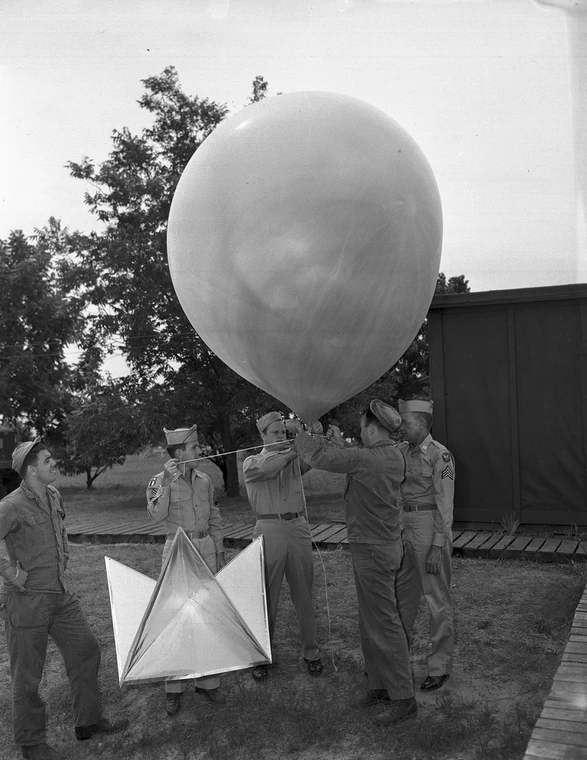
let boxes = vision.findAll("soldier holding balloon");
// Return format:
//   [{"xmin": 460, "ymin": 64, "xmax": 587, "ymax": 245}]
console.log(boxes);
[
  {"xmin": 243, "ymin": 412, "xmax": 323, "ymax": 681},
  {"xmin": 295, "ymin": 401, "xmax": 417, "ymax": 726}
]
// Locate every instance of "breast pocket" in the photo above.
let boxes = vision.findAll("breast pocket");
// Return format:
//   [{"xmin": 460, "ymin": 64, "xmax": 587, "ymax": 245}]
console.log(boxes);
[
  {"xmin": 22, "ymin": 513, "xmax": 51, "ymax": 548},
  {"xmin": 407, "ymin": 461, "xmax": 434, "ymax": 479}
]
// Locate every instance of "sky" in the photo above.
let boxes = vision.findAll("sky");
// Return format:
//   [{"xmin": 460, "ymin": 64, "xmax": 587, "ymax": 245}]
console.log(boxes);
[{"xmin": 1, "ymin": 0, "xmax": 585, "ymax": 303}]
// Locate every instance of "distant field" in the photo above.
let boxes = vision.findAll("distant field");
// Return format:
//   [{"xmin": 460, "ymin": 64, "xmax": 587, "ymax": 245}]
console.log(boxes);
[{"xmin": 55, "ymin": 452, "xmax": 348, "ymax": 525}]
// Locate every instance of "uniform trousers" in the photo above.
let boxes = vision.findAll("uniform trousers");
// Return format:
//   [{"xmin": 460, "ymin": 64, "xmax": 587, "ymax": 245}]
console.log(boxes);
[
  {"xmin": 350, "ymin": 541, "xmax": 414, "ymax": 700},
  {"xmin": 252, "ymin": 516, "xmax": 320, "ymax": 661},
  {"xmin": 161, "ymin": 534, "xmax": 220, "ymax": 693},
  {"xmin": 5, "ymin": 591, "xmax": 101, "ymax": 747},
  {"xmin": 397, "ymin": 510, "xmax": 454, "ymax": 676}
]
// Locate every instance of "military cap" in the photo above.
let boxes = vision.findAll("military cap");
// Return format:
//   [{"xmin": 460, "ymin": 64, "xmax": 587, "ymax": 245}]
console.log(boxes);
[
  {"xmin": 163, "ymin": 425, "xmax": 198, "ymax": 446},
  {"xmin": 12, "ymin": 437, "xmax": 42, "ymax": 474},
  {"xmin": 369, "ymin": 400, "xmax": 402, "ymax": 433},
  {"xmin": 256, "ymin": 411, "xmax": 283, "ymax": 435},
  {"xmin": 398, "ymin": 399, "xmax": 434, "ymax": 415}
]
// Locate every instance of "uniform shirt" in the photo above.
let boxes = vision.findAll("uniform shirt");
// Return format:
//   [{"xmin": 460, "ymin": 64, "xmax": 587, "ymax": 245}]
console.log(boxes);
[
  {"xmin": 243, "ymin": 448, "xmax": 309, "ymax": 515},
  {"xmin": 0, "ymin": 481, "xmax": 69, "ymax": 593},
  {"xmin": 296, "ymin": 433, "xmax": 405, "ymax": 544},
  {"xmin": 146, "ymin": 468, "xmax": 224, "ymax": 554},
  {"xmin": 397, "ymin": 434, "xmax": 455, "ymax": 548}
]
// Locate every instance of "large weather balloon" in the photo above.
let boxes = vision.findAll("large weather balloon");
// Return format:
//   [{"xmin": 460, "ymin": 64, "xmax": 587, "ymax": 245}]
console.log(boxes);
[{"xmin": 167, "ymin": 91, "xmax": 442, "ymax": 422}]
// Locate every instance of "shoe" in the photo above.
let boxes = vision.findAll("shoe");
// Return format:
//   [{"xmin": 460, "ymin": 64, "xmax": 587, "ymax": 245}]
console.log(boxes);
[
  {"xmin": 352, "ymin": 689, "xmax": 391, "ymax": 709},
  {"xmin": 165, "ymin": 692, "xmax": 181, "ymax": 716},
  {"xmin": 195, "ymin": 687, "xmax": 226, "ymax": 705},
  {"xmin": 21, "ymin": 744, "xmax": 60, "ymax": 760},
  {"xmin": 373, "ymin": 697, "xmax": 418, "ymax": 726},
  {"xmin": 305, "ymin": 658, "xmax": 323, "ymax": 676},
  {"xmin": 421, "ymin": 674, "xmax": 450, "ymax": 691},
  {"xmin": 252, "ymin": 664, "xmax": 268, "ymax": 681},
  {"xmin": 74, "ymin": 716, "xmax": 128, "ymax": 741}
]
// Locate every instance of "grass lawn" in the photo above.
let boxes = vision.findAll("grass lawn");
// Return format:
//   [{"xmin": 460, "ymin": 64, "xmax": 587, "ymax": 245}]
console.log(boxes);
[{"xmin": 0, "ymin": 543, "xmax": 585, "ymax": 760}]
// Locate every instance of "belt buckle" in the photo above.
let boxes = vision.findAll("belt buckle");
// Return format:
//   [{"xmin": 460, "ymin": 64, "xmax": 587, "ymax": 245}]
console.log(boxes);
[{"xmin": 283, "ymin": 512, "xmax": 292, "ymax": 520}]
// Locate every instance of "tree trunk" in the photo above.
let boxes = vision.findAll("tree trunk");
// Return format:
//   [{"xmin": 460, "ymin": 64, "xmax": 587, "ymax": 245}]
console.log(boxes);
[{"xmin": 220, "ymin": 412, "xmax": 240, "ymax": 497}]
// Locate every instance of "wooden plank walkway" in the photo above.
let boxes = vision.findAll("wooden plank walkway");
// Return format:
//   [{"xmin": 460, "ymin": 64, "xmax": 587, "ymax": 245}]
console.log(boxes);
[
  {"xmin": 524, "ymin": 580, "xmax": 587, "ymax": 760},
  {"xmin": 65, "ymin": 517, "xmax": 587, "ymax": 561}
]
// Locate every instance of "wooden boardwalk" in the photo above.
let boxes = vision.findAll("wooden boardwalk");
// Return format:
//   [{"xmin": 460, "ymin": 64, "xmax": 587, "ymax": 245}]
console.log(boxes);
[
  {"xmin": 65, "ymin": 516, "xmax": 587, "ymax": 562},
  {"xmin": 524, "ymin": 581, "xmax": 587, "ymax": 760}
]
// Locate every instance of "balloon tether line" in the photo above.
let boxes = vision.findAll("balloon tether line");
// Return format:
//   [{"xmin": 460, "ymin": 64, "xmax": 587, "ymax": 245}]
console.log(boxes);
[{"xmin": 298, "ymin": 457, "xmax": 338, "ymax": 674}]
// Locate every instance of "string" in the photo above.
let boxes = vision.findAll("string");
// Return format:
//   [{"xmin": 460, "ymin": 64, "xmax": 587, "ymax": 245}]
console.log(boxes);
[
  {"xmin": 174, "ymin": 440, "xmax": 286, "ymax": 467},
  {"xmin": 297, "ymin": 453, "xmax": 338, "ymax": 673}
]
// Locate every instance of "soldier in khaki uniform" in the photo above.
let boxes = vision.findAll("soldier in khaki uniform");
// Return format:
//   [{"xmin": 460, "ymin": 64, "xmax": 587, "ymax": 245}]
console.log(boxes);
[
  {"xmin": 243, "ymin": 412, "xmax": 322, "ymax": 682},
  {"xmin": 396, "ymin": 399, "xmax": 455, "ymax": 691},
  {"xmin": 295, "ymin": 401, "xmax": 417, "ymax": 727},
  {"xmin": 147, "ymin": 425, "xmax": 226, "ymax": 715},
  {"xmin": 0, "ymin": 439, "xmax": 127, "ymax": 760}
]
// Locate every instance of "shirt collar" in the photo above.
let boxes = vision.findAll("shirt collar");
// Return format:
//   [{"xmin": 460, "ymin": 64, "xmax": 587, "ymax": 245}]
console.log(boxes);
[
  {"xmin": 410, "ymin": 433, "xmax": 433, "ymax": 453},
  {"xmin": 20, "ymin": 480, "xmax": 50, "ymax": 504},
  {"xmin": 369, "ymin": 440, "xmax": 397, "ymax": 449}
]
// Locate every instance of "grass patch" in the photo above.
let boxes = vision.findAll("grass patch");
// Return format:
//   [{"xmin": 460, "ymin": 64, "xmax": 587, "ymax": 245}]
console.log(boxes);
[{"xmin": 1, "ymin": 543, "xmax": 585, "ymax": 760}]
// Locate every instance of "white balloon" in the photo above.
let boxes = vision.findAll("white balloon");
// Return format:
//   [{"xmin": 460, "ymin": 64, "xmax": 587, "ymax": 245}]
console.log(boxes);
[{"xmin": 168, "ymin": 91, "xmax": 442, "ymax": 422}]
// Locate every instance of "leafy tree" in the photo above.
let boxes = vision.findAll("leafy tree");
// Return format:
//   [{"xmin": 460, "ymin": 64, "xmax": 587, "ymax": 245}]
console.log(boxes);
[
  {"xmin": 325, "ymin": 273, "xmax": 470, "ymax": 439},
  {"xmin": 48, "ymin": 376, "xmax": 150, "ymax": 489},
  {"xmin": 67, "ymin": 69, "xmax": 277, "ymax": 496},
  {"xmin": 0, "ymin": 220, "xmax": 83, "ymax": 434}
]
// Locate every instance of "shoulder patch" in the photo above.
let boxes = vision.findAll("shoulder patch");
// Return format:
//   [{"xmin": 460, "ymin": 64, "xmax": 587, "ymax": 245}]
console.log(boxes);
[
  {"xmin": 441, "ymin": 465, "xmax": 454, "ymax": 480},
  {"xmin": 442, "ymin": 452, "xmax": 452, "ymax": 462},
  {"xmin": 148, "ymin": 475, "xmax": 160, "ymax": 487}
]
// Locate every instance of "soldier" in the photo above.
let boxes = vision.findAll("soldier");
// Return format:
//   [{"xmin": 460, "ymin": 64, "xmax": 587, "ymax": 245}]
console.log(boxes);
[
  {"xmin": 0, "ymin": 438, "xmax": 127, "ymax": 760},
  {"xmin": 147, "ymin": 425, "xmax": 226, "ymax": 715},
  {"xmin": 396, "ymin": 399, "xmax": 455, "ymax": 691},
  {"xmin": 295, "ymin": 401, "xmax": 417, "ymax": 727},
  {"xmin": 243, "ymin": 412, "xmax": 322, "ymax": 681}
]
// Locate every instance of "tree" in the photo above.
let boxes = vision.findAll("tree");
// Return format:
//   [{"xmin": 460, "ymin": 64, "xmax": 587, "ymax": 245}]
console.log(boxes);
[
  {"xmin": 49, "ymin": 377, "xmax": 149, "ymax": 489},
  {"xmin": 0, "ymin": 220, "xmax": 83, "ymax": 434},
  {"xmin": 67, "ymin": 68, "xmax": 278, "ymax": 496},
  {"xmin": 325, "ymin": 273, "xmax": 470, "ymax": 439}
]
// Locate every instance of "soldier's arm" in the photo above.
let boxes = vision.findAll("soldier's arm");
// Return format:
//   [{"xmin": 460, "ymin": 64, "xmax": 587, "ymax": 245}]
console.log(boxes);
[
  {"xmin": 0, "ymin": 502, "xmax": 28, "ymax": 587},
  {"xmin": 243, "ymin": 451, "xmax": 298, "ymax": 482},
  {"xmin": 431, "ymin": 450, "xmax": 455, "ymax": 547},
  {"xmin": 295, "ymin": 431, "xmax": 362, "ymax": 473},
  {"xmin": 146, "ymin": 474, "xmax": 171, "ymax": 521},
  {"xmin": 206, "ymin": 478, "xmax": 225, "ymax": 557}
]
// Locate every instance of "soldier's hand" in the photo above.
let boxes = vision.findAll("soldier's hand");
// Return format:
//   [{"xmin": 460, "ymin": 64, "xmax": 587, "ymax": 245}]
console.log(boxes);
[
  {"xmin": 326, "ymin": 425, "xmax": 345, "ymax": 448},
  {"xmin": 162, "ymin": 458, "xmax": 181, "ymax": 486},
  {"xmin": 285, "ymin": 419, "xmax": 303, "ymax": 437},
  {"xmin": 425, "ymin": 546, "xmax": 442, "ymax": 575},
  {"xmin": 8, "ymin": 561, "xmax": 28, "ymax": 591}
]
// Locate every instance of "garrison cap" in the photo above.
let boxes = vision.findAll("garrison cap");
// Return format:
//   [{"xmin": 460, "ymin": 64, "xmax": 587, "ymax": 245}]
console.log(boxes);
[
  {"xmin": 256, "ymin": 411, "xmax": 283, "ymax": 435},
  {"xmin": 12, "ymin": 437, "xmax": 42, "ymax": 474},
  {"xmin": 369, "ymin": 400, "xmax": 402, "ymax": 433},
  {"xmin": 163, "ymin": 425, "xmax": 198, "ymax": 446},
  {"xmin": 398, "ymin": 399, "xmax": 434, "ymax": 415}
]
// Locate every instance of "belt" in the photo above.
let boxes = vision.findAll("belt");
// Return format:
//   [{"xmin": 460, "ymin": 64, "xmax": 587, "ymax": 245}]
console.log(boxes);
[
  {"xmin": 403, "ymin": 504, "xmax": 437, "ymax": 513},
  {"xmin": 166, "ymin": 529, "xmax": 210, "ymax": 539},
  {"xmin": 256, "ymin": 512, "xmax": 301, "ymax": 521}
]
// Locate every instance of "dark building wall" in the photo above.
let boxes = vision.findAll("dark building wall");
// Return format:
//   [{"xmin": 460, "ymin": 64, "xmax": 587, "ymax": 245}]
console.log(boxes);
[{"xmin": 428, "ymin": 284, "xmax": 587, "ymax": 525}]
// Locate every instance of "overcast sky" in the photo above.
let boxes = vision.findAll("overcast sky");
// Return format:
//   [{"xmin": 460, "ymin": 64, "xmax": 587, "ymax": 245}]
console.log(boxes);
[{"xmin": 1, "ymin": 0, "xmax": 583, "ymax": 301}]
